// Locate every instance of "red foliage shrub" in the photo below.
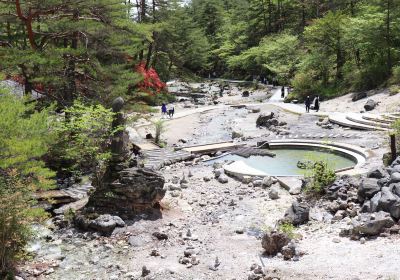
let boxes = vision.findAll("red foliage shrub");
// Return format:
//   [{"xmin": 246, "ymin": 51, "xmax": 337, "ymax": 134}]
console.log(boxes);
[{"xmin": 135, "ymin": 62, "xmax": 166, "ymax": 94}]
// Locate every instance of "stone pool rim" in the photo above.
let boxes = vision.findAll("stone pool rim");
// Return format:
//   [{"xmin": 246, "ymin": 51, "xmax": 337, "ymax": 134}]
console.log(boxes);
[{"xmin": 208, "ymin": 140, "xmax": 368, "ymax": 178}]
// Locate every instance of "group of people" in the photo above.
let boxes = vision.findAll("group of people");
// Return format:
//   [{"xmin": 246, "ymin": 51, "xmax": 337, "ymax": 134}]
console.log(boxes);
[
  {"xmin": 305, "ymin": 96, "xmax": 320, "ymax": 113},
  {"xmin": 161, "ymin": 103, "xmax": 175, "ymax": 118}
]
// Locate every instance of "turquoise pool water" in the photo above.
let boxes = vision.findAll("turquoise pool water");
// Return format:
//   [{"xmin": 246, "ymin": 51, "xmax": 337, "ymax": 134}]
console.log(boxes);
[{"xmin": 206, "ymin": 148, "xmax": 357, "ymax": 176}]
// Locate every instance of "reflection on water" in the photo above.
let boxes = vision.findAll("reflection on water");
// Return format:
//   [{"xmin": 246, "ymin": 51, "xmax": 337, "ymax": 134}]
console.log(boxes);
[{"xmin": 206, "ymin": 148, "xmax": 356, "ymax": 176}]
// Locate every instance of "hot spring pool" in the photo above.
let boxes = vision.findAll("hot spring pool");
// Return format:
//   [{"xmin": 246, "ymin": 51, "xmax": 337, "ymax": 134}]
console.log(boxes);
[{"xmin": 206, "ymin": 148, "xmax": 357, "ymax": 176}]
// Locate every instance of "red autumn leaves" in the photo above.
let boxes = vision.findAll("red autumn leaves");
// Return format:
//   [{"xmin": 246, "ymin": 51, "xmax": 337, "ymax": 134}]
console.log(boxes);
[{"xmin": 135, "ymin": 62, "xmax": 166, "ymax": 95}]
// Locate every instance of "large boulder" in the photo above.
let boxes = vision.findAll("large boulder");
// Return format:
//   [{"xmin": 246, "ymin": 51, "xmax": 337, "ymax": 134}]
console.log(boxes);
[
  {"xmin": 256, "ymin": 112, "xmax": 275, "ymax": 128},
  {"xmin": 377, "ymin": 187, "xmax": 398, "ymax": 212},
  {"xmin": 85, "ymin": 167, "xmax": 165, "ymax": 219},
  {"xmin": 351, "ymin": 91, "xmax": 367, "ymax": 102},
  {"xmin": 367, "ymin": 167, "xmax": 387, "ymax": 179},
  {"xmin": 283, "ymin": 201, "xmax": 310, "ymax": 226},
  {"xmin": 261, "ymin": 231, "xmax": 290, "ymax": 256},
  {"xmin": 358, "ymin": 178, "xmax": 380, "ymax": 201},
  {"xmin": 351, "ymin": 211, "xmax": 394, "ymax": 236},
  {"xmin": 75, "ymin": 214, "xmax": 125, "ymax": 236},
  {"xmin": 389, "ymin": 200, "xmax": 400, "ymax": 220},
  {"xmin": 364, "ymin": 99, "xmax": 378, "ymax": 111}
]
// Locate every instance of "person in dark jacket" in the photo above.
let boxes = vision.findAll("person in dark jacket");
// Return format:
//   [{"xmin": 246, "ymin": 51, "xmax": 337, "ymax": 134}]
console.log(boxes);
[
  {"xmin": 161, "ymin": 103, "xmax": 167, "ymax": 117},
  {"xmin": 314, "ymin": 96, "xmax": 320, "ymax": 112},
  {"xmin": 305, "ymin": 96, "xmax": 311, "ymax": 113},
  {"xmin": 281, "ymin": 86, "xmax": 285, "ymax": 98}
]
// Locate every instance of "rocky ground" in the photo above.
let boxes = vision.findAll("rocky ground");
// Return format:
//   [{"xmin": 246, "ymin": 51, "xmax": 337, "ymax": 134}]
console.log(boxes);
[{"xmin": 19, "ymin": 81, "xmax": 400, "ymax": 280}]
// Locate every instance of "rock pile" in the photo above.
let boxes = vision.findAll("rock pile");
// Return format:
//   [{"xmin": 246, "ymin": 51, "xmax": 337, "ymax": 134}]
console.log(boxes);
[
  {"xmin": 261, "ymin": 231, "xmax": 301, "ymax": 262},
  {"xmin": 85, "ymin": 167, "xmax": 165, "ymax": 219},
  {"xmin": 261, "ymin": 231, "xmax": 290, "ymax": 256},
  {"xmin": 256, "ymin": 112, "xmax": 288, "ymax": 135},
  {"xmin": 75, "ymin": 214, "xmax": 125, "ymax": 236},
  {"xmin": 316, "ymin": 117, "xmax": 333, "ymax": 129},
  {"xmin": 320, "ymin": 158, "xmax": 400, "ymax": 237}
]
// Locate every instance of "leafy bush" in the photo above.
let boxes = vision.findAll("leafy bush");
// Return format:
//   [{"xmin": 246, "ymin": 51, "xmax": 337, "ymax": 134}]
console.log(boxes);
[
  {"xmin": 277, "ymin": 222, "xmax": 296, "ymax": 239},
  {"xmin": 305, "ymin": 161, "xmax": 336, "ymax": 194},
  {"xmin": 0, "ymin": 91, "xmax": 53, "ymax": 276},
  {"xmin": 135, "ymin": 62, "xmax": 167, "ymax": 94},
  {"xmin": 49, "ymin": 99, "xmax": 116, "ymax": 177},
  {"xmin": 301, "ymin": 153, "xmax": 336, "ymax": 194},
  {"xmin": 292, "ymin": 72, "xmax": 315, "ymax": 100},
  {"xmin": 0, "ymin": 172, "xmax": 48, "ymax": 277}
]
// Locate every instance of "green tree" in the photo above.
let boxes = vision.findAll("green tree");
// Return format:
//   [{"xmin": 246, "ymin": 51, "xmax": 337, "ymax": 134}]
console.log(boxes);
[
  {"xmin": 0, "ymin": 90, "xmax": 54, "ymax": 277},
  {"xmin": 49, "ymin": 99, "xmax": 116, "ymax": 177}
]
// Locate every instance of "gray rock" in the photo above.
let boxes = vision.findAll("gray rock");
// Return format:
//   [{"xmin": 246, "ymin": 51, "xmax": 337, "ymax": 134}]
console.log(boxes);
[
  {"xmin": 352, "ymin": 211, "xmax": 394, "ymax": 236},
  {"xmin": 214, "ymin": 168, "xmax": 225, "ymax": 178},
  {"xmin": 364, "ymin": 99, "xmax": 377, "ymax": 111},
  {"xmin": 218, "ymin": 175, "xmax": 229, "ymax": 184},
  {"xmin": 352, "ymin": 91, "xmax": 367, "ymax": 102},
  {"xmin": 370, "ymin": 192, "xmax": 381, "ymax": 212},
  {"xmin": 284, "ymin": 201, "xmax": 310, "ymax": 226},
  {"xmin": 203, "ymin": 176, "xmax": 211, "ymax": 182},
  {"xmin": 261, "ymin": 231, "xmax": 290, "ymax": 256},
  {"xmin": 252, "ymin": 179, "xmax": 264, "ymax": 188},
  {"xmin": 389, "ymin": 199, "xmax": 400, "ymax": 220},
  {"xmin": 262, "ymin": 176, "xmax": 273, "ymax": 188},
  {"xmin": 86, "ymin": 214, "xmax": 125, "ymax": 236},
  {"xmin": 232, "ymin": 131, "xmax": 244, "ymax": 139},
  {"xmin": 367, "ymin": 167, "xmax": 387, "ymax": 179},
  {"xmin": 358, "ymin": 178, "xmax": 380, "ymax": 201},
  {"xmin": 269, "ymin": 187, "xmax": 280, "ymax": 200},
  {"xmin": 390, "ymin": 172, "xmax": 400, "ymax": 183},
  {"xmin": 391, "ymin": 183, "xmax": 400, "ymax": 197},
  {"xmin": 377, "ymin": 187, "xmax": 397, "ymax": 212},
  {"xmin": 281, "ymin": 241, "xmax": 296, "ymax": 260}
]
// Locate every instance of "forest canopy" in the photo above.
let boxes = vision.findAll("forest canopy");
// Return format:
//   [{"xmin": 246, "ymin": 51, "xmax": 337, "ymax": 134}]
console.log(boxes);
[{"xmin": 1, "ymin": 0, "xmax": 399, "ymax": 102}]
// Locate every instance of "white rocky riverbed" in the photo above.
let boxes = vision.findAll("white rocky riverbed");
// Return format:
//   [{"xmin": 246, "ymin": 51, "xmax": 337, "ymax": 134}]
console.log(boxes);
[{"xmin": 18, "ymin": 81, "xmax": 400, "ymax": 280}]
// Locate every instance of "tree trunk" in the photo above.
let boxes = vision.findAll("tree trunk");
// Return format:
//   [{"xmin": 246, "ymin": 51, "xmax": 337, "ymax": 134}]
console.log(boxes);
[{"xmin": 386, "ymin": 0, "xmax": 392, "ymax": 76}]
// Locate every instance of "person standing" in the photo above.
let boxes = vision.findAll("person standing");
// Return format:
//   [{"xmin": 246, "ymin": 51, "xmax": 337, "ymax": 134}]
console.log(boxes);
[
  {"xmin": 168, "ymin": 104, "xmax": 175, "ymax": 118},
  {"xmin": 281, "ymin": 86, "xmax": 285, "ymax": 98},
  {"xmin": 305, "ymin": 96, "xmax": 311, "ymax": 113},
  {"xmin": 161, "ymin": 103, "xmax": 167, "ymax": 118},
  {"xmin": 314, "ymin": 96, "xmax": 320, "ymax": 112}
]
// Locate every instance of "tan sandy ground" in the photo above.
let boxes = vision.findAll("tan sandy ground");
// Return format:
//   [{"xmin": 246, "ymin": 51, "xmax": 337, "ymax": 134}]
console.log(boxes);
[{"xmin": 321, "ymin": 91, "xmax": 400, "ymax": 114}]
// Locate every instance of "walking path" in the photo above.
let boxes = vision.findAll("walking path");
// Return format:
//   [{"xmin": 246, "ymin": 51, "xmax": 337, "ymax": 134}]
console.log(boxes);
[{"xmin": 131, "ymin": 85, "xmax": 398, "ymax": 157}]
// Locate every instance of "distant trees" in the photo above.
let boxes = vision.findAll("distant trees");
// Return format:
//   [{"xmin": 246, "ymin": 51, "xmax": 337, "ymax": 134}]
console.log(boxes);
[{"xmin": 190, "ymin": 0, "xmax": 400, "ymax": 98}]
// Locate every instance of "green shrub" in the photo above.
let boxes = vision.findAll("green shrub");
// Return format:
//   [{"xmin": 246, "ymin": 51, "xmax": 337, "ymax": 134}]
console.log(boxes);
[
  {"xmin": 292, "ymin": 72, "xmax": 315, "ymax": 99},
  {"xmin": 303, "ymin": 158, "xmax": 336, "ymax": 194},
  {"xmin": 277, "ymin": 222, "xmax": 296, "ymax": 239},
  {"xmin": 0, "ymin": 91, "xmax": 53, "ymax": 276},
  {"xmin": 49, "ymin": 99, "xmax": 116, "ymax": 177}
]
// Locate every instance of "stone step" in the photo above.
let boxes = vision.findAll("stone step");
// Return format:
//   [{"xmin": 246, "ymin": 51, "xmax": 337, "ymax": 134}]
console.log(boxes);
[
  {"xmin": 346, "ymin": 114, "xmax": 391, "ymax": 129},
  {"xmin": 329, "ymin": 113, "xmax": 388, "ymax": 131}
]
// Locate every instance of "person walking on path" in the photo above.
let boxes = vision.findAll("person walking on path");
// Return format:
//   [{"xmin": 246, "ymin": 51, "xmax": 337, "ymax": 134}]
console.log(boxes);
[
  {"xmin": 168, "ymin": 104, "xmax": 175, "ymax": 118},
  {"xmin": 281, "ymin": 86, "xmax": 285, "ymax": 98},
  {"xmin": 314, "ymin": 96, "xmax": 320, "ymax": 112},
  {"xmin": 305, "ymin": 96, "xmax": 311, "ymax": 113},
  {"xmin": 161, "ymin": 103, "xmax": 167, "ymax": 118}
]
